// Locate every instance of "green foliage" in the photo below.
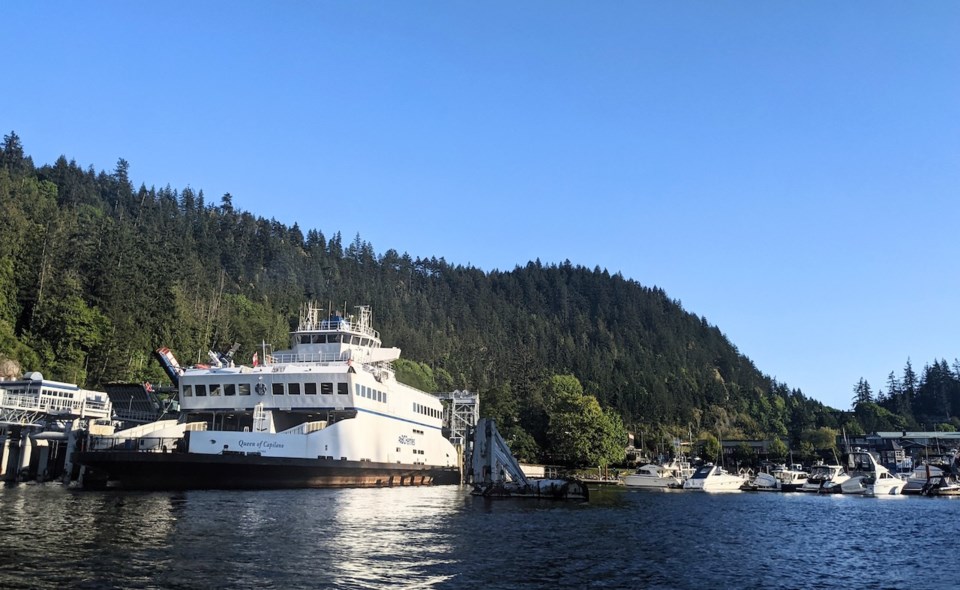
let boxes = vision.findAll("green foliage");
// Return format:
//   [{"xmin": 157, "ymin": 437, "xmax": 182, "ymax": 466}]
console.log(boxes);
[
  {"xmin": 394, "ymin": 358, "xmax": 439, "ymax": 392},
  {"xmin": 6, "ymin": 134, "xmax": 959, "ymax": 456},
  {"xmin": 731, "ymin": 442, "xmax": 755, "ymax": 468},
  {"xmin": 796, "ymin": 440, "xmax": 816, "ymax": 463},
  {"xmin": 502, "ymin": 425, "xmax": 539, "ymax": 463},
  {"xmin": 544, "ymin": 375, "xmax": 626, "ymax": 468},
  {"xmin": 801, "ymin": 427, "xmax": 839, "ymax": 454},
  {"xmin": 852, "ymin": 377, "xmax": 873, "ymax": 408},
  {"xmin": 767, "ymin": 437, "xmax": 788, "ymax": 462},
  {"xmin": 698, "ymin": 433, "xmax": 721, "ymax": 463},
  {"xmin": 853, "ymin": 402, "xmax": 904, "ymax": 434}
]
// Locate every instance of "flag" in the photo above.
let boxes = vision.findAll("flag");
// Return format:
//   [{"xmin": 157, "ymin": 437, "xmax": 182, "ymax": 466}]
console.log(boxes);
[{"xmin": 252, "ymin": 352, "xmax": 259, "ymax": 367}]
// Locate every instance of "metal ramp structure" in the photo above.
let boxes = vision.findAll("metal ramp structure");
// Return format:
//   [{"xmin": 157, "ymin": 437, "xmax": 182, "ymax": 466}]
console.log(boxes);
[
  {"xmin": 433, "ymin": 389, "xmax": 479, "ymax": 446},
  {"xmin": 103, "ymin": 383, "xmax": 178, "ymax": 429},
  {"xmin": 468, "ymin": 418, "xmax": 588, "ymax": 500},
  {"xmin": 429, "ymin": 389, "xmax": 479, "ymax": 484}
]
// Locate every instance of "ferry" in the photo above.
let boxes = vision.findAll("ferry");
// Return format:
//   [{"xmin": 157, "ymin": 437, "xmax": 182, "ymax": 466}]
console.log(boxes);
[{"xmin": 75, "ymin": 304, "xmax": 461, "ymax": 489}]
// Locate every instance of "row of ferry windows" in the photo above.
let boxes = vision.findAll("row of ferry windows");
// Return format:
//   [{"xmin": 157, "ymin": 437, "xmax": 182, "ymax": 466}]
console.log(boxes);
[
  {"xmin": 355, "ymin": 384, "xmax": 386, "ymax": 404},
  {"xmin": 413, "ymin": 403, "xmax": 441, "ymax": 419},
  {"xmin": 299, "ymin": 334, "xmax": 377, "ymax": 346},
  {"xmin": 186, "ymin": 382, "xmax": 349, "ymax": 396}
]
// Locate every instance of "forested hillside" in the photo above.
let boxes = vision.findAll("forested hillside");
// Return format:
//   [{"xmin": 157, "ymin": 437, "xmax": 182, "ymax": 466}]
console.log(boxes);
[{"xmin": 4, "ymin": 131, "xmax": 954, "ymax": 463}]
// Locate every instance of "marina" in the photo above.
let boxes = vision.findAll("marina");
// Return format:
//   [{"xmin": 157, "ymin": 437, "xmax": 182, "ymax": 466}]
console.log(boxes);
[{"xmin": 2, "ymin": 305, "xmax": 959, "ymax": 499}]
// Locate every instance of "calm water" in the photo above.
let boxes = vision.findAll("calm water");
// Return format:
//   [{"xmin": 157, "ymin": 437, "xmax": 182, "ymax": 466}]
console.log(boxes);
[{"xmin": 1, "ymin": 482, "xmax": 957, "ymax": 590}]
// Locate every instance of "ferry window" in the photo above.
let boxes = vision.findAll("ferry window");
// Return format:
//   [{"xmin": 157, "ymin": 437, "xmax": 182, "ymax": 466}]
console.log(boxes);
[
  {"xmin": 355, "ymin": 384, "xmax": 360, "ymax": 396},
  {"xmin": 383, "ymin": 393, "xmax": 387, "ymax": 403},
  {"xmin": 210, "ymin": 384, "xmax": 222, "ymax": 396},
  {"xmin": 305, "ymin": 382, "xmax": 317, "ymax": 395},
  {"xmin": 225, "ymin": 384, "xmax": 236, "ymax": 396},
  {"xmin": 300, "ymin": 335, "xmax": 311, "ymax": 344},
  {"xmin": 289, "ymin": 383, "xmax": 301, "ymax": 395},
  {"xmin": 321, "ymin": 383, "xmax": 333, "ymax": 395},
  {"xmin": 311, "ymin": 335, "xmax": 323, "ymax": 344},
  {"xmin": 195, "ymin": 384, "xmax": 207, "ymax": 397},
  {"xmin": 338, "ymin": 383, "xmax": 348, "ymax": 395},
  {"xmin": 272, "ymin": 383, "xmax": 284, "ymax": 395},
  {"xmin": 351, "ymin": 336, "xmax": 360, "ymax": 345},
  {"xmin": 239, "ymin": 384, "xmax": 251, "ymax": 396},
  {"xmin": 360, "ymin": 338, "xmax": 369, "ymax": 347},
  {"xmin": 183, "ymin": 386, "xmax": 192, "ymax": 397}
]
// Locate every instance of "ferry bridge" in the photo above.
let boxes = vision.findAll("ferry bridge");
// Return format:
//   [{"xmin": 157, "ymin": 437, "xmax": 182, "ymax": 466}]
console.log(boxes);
[{"xmin": 0, "ymin": 373, "xmax": 112, "ymax": 482}]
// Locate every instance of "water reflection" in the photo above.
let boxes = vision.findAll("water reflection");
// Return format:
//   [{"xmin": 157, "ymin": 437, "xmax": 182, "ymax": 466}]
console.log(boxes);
[{"xmin": 5, "ymin": 483, "xmax": 960, "ymax": 590}]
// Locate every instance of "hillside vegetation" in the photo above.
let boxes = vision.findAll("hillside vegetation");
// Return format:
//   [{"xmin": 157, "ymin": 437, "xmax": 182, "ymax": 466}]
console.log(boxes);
[{"xmin": 4, "ymin": 132, "xmax": 955, "ymax": 464}]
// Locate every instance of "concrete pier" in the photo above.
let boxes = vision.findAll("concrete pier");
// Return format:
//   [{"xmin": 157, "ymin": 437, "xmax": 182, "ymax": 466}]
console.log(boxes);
[
  {"xmin": 0, "ymin": 433, "xmax": 9, "ymax": 480},
  {"xmin": 17, "ymin": 428, "xmax": 33, "ymax": 481}
]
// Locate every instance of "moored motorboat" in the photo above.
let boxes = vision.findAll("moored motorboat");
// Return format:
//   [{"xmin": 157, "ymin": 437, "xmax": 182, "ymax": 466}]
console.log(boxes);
[
  {"xmin": 863, "ymin": 471, "xmax": 907, "ymax": 497},
  {"xmin": 799, "ymin": 463, "xmax": 849, "ymax": 493},
  {"xmin": 773, "ymin": 464, "xmax": 809, "ymax": 492},
  {"xmin": 742, "ymin": 471, "xmax": 780, "ymax": 492},
  {"xmin": 75, "ymin": 303, "xmax": 461, "ymax": 489},
  {"xmin": 682, "ymin": 463, "xmax": 747, "ymax": 492},
  {"xmin": 624, "ymin": 462, "xmax": 685, "ymax": 489},
  {"xmin": 902, "ymin": 464, "xmax": 948, "ymax": 495},
  {"xmin": 840, "ymin": 449, "xmax": 900, "ymax": 495},
  {"xmin": 920, "ymin": 474, "xmax": 960, "ymax": 497}
]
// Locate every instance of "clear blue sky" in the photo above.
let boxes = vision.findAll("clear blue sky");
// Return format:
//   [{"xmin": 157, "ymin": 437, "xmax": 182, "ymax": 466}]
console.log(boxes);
[{"xmin": 3, "ymin": 2, "xmax": 958, "ymax": 410}]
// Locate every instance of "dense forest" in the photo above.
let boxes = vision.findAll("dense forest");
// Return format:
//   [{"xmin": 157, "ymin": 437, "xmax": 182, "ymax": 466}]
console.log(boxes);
[{"xmin": 2, "ymin": 131, "xmax": 957, "ymax": 465}]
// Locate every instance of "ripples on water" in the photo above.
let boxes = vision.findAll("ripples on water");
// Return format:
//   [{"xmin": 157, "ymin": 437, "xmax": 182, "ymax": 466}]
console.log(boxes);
[{"xmin": 2, "ymin": 483, "xmax": 958, "ymax": 589}]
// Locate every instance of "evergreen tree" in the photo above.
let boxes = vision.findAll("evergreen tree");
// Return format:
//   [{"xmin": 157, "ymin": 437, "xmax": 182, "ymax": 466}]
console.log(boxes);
[{"xmin": 852, "ymin": 377, "xmax": 873, "ymax": 408}]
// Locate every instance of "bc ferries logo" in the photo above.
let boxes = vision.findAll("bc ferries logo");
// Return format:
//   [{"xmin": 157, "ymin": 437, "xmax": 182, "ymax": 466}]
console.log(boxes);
[
  {"xmin": 398, "ymin": 435, "xmax": 416, "ymax": 446},
  {"xmin": 238, "ymin": 440, "xmax": 285, "ymax": 450}
]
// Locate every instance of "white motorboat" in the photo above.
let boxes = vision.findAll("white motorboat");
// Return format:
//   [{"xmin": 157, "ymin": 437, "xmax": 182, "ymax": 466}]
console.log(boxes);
[
  {"xmin": 773, "ymin": 464, "xmax": 809, "ymax": 492},
  {"xmin": 742, "ymin": 471, "xmax": 780, "ymax": 491},
  {"xmin": 682, "ymin": 463, "xmax": 747, "ymax": 492},
  {"xmin": 799, "ymin": 463, "xmax": 849, "ymax": 493},
  {"xmin": 623, "ymin": 462, "xmax": 685, "ymax": 489},
  {"xmin": 841, "ymin": 449, "xmax": 903, "ymax": 495},
  {"xmin": 76, "ymin": 303, "xmax": 461, "ymax": 489},
  {"xmin": 863, "ymin": 471, "xmax": 908, "ymax": 496}
]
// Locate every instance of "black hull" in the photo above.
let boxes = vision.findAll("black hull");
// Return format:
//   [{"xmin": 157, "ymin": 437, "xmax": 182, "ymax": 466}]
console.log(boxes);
[{"xmin": 75, "ymin": 451, "xmax": 462, "ymax": 490}]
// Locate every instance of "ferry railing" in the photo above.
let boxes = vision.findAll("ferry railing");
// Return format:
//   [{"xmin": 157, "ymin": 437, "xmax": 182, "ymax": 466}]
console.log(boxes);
[
  {"xmin": 87, "ymin": 435, "xmax": 186, "ymax": 454},
  {"xmin": 268, "ymin": 352, "xmax": 349, "ymax": 365},
  {"xmin": 0, "ymin": 391, "xmax": 111, "ymax": 420}
]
